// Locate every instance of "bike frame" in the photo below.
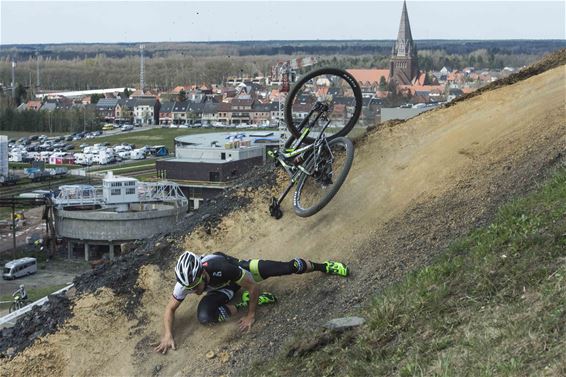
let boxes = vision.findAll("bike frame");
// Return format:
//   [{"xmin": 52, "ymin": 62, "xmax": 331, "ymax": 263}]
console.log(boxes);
[{"xmin": 269, "ymin": 102, "xmax": 334, "ymax": 214}]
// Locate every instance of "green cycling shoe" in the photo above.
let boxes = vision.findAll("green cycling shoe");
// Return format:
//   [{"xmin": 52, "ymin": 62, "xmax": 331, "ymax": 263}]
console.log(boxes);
[
  {"xmin": 323, "ymin": 261, "xmax": 350, "ymax": 277},
  {"xmin": 238, "ymin": 290, "xmax": 278, "ymax": 309}
]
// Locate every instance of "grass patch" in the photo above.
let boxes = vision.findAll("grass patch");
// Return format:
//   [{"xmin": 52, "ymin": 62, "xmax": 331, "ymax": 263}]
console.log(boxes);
[
  {"xmin": 246, "ymin": 169, "xmax": 566, "ymax": 377},
  {"xmin": 71, "ymin": 127, "xmax": 248, "ymax": 152},
  {"xmin": 0, "ymin": 131, "xmax": 66, "ymax": 139},
  {"xmin": 8, "ymin": 162, "xmax": 76, "ymax": 170}
]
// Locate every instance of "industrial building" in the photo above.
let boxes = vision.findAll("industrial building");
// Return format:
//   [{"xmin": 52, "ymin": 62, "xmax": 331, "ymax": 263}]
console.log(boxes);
[
  {"xmin": 53, "ymin": 172, "xmax": 188, "ymax": 260},
  {"xmin": 156, "ymin": 131, "xmax": 281, "ymax": 210}
]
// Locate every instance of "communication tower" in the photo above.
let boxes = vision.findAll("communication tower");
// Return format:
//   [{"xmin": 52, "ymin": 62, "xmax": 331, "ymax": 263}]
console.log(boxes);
[
  {"xmin": 11, "ymin": 62, "xmax": 16, "ymax": 99},
  {"xmin": 140, "ymin": 44, "xmax": 145, "ymax": 93}
]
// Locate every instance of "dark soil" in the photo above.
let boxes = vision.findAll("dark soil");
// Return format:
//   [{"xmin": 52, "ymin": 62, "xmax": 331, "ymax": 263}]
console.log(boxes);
[
  {"xmin": 0, "ymin": 295, "xmax": 72, "ymax": 358},
  {"xmin": 0, "ymin": 165, "xmax": 276, "ymax": 357}
]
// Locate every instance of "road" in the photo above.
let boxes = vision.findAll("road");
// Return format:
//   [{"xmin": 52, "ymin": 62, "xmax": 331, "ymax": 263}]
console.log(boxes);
[{"xmin": 0, "ymin": 258, "xmax": 89, "ymax": 317}]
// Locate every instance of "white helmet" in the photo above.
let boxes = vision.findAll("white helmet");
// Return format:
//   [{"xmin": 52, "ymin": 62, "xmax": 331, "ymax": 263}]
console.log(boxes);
[
  {"xmin": 175, "ymin": 251, "xmax": 203, "ymax": 287},
  {"xmin": 19, "ymin": 284, "xmax": 25, "ymax": 289}
]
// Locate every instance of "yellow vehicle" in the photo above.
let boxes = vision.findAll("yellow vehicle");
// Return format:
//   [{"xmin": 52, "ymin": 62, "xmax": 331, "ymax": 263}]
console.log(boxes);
[{"xmin": 102, "ymin": 124, "xmax": 114, "ymax": 131}]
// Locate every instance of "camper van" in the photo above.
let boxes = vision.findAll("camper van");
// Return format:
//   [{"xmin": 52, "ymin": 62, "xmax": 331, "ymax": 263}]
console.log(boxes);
[{"xmin": 3, "ymin": 257, "xmax": 37, "ymax": 280}]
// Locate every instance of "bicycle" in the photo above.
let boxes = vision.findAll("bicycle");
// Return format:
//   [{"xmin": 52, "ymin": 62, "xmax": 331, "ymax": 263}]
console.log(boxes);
[
  {"xmin": 9, "ymin": 295, "xmax": 30, "ymax": 313},
  {"xmin": 268, "ymin": 68, "xmax": 362, "ymax": 219}
]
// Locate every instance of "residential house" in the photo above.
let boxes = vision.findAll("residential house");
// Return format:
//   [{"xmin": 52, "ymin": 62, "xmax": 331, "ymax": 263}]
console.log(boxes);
[
  {"xmin": 187, "ymin": 102, "xmax": 204, "ymax": 125},
  {"xmin": 202, "ymin": 102, "xmax": 220, "ymax": 125},
  {"xmin": 133, "ymin": 98, "xmax": 157, "ymax": 125},
  {"xmin": 96, "ymin": 98, "xmax": 119, "ymax": 122},
  {"xmin": 26, "ymin": 100, "xmax": 43, "ymax": 111},
  {"xmin": 216, "ymin": 102, "xmax": 232, "ymax": 125},
  {"xmin": 269, "ymin": 102, "xmax": 283, "ymax": 126},
  {"xmin": 250, "ymin": 103, "xmax": 271, "ymax": 125},
  {"xmin": 40, "ymin": 102, "xmax": 57, "ymax": 112},
  {"xmin": 347, "ymin": 69, "xmax": 390, "ymax": 95},
  {"xmin": 230, "ymin": 98, "xmax": 254, "ymax": 125},
  {"xmin": 115, "ymin": 99, "xmax": 135, "ymax": 124},
  {"xmin": 172, "ymin": 100, "xmax": 191, "ymax": 125},
  {"xmin": 159, "ymin": 101, "xmax": 174, "ymax": 125}
]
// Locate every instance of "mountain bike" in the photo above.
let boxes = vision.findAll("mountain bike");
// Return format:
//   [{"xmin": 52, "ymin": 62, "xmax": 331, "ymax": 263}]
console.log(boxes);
[
  {"xmin": 268, "ymin": 68, "xmax": 362, "ymax": 219},
  {"xmin": 9, "ymin": 295, "xmax": 29, "ymax": 313}
]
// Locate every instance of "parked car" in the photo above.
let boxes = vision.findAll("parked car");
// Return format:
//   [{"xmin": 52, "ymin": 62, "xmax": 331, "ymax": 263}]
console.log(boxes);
[{"xmin": 121, "ymin": 124, "xmax": 134, "ymax": 132}]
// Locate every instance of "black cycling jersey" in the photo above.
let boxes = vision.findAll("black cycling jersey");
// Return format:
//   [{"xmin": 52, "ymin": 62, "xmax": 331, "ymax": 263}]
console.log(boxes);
[
  {"xmin": 172, "ymin": 252, "xmax": 246, "ymax": 302},
  {"xmin": 201, "ymin": 253, "xmax": 246, "ymax": 289},
  {"xmin": 172, "ymin": 252, "xmax": 312, "ymax": 324}
]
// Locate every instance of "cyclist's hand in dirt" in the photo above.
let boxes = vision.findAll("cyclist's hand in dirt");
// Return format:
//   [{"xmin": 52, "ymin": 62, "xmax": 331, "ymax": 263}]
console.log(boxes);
[
  {"xmin": 239, "ymin": 315, "xmax": 255, "ymax": 332},
  {"xmin": 154, "ymin": 335, "xmax": 176, "ymax": 354}
]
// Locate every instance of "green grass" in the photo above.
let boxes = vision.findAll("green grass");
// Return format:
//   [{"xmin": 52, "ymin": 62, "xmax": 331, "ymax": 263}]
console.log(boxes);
[
  {"xmin": 247, "ymin": 169, "xmax": 566, "ymax": 377},
  {"xmin": 8, "ymin": 162, "xmax": 76, "ymax": 170},
  {"xmin": 71, "ymin": 127, "xmax": 245, "ymax": 153},
  {"xmin": 0, "ymin": 131, "xmax": 66, "ymax": 139},
  {"xmin": 0, "ymin": 284, "xmax": 68, "ymax": 311}
]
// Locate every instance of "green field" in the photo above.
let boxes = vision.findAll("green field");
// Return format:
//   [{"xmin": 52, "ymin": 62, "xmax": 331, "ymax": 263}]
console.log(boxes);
[
  {"xmin": 2, "ymin": 126, "xmax": 260, "ymax": 153},
  {"xmin": 0, "ymin": 131, "xmax": 67, "ymax": 139},
  {"xmin": 249, "ymin": 168, "xmax": 566, "ymax": 377},
  {"xmin": 70, "ymin": 127, "xmax": 257, "ymax": 153},
  {"xmin": 0, "ymin": 284, "xmax": 69, "ymax": 311}
]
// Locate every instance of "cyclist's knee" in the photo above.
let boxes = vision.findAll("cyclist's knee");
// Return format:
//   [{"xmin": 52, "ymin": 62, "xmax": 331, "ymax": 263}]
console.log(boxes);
[
  {"xmin": 290, "ymin": 258, "xmax": 308, "ymax": 274},
  {"xmin": 197, "ymin": 301, "xmax": 230, "ymax": 324}
]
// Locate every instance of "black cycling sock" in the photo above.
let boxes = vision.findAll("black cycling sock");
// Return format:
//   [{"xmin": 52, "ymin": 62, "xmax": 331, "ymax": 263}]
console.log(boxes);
[{"xmin": 310, "ymin": 262, "xmax": 326, "ymax": 273}]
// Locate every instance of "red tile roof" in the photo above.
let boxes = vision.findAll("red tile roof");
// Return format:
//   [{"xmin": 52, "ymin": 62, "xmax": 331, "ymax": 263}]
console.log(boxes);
[{"xmin": 346, "ymin": 69, "xmax": 390, "ymax": 85}]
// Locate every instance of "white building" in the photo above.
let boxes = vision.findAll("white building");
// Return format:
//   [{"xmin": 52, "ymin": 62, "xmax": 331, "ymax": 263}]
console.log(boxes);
[
  {"xmin": 102, "ymin": 172, "xmax": 139, "ymax": 204},
  {"xmin": 0, "ymin": 135, "xmax": 8, "ymax": 176}
]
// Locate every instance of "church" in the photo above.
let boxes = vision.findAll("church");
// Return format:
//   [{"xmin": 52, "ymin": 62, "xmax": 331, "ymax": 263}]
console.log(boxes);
[
  {"xmin": 348, "ymin": 1, "xmax": 436, "ymax": 95},
  {"xmin": 390, "ymin": 0, "xmax": 420, "ymax": 85}
]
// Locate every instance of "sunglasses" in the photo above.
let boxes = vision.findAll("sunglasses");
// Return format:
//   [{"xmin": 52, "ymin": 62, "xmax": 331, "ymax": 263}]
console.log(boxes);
[{"xmin": 184, "ymin": 273, "xmax": 204, "ymax": 290}]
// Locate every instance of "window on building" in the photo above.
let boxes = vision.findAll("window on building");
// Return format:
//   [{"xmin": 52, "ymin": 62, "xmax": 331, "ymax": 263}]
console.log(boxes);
[
  {"xmin": 125, "ymin": 188, "xmax": 136, "ymax": 195},
  {"xmin": 111, "ymin": 188, "xmax": 121, "ymax": 195},
  {"xmin": 221, "ymin": 153, "xmax": 226, "ymax": 160}
]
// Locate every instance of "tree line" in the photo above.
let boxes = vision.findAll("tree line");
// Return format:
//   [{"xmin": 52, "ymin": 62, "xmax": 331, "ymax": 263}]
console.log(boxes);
[
  {"xmin": 0, "ymin": 95, "xmax": 99, "ymax": 133},
  {"xmin": 1, "ymin": 48, "xmax": 554, "ymax": 94}
]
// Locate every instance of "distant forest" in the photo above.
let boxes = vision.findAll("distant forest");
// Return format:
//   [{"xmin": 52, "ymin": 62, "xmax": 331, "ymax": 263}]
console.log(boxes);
[{"xmin": 0, "ymin": 40, "xmax": 564, "ymax": 92}]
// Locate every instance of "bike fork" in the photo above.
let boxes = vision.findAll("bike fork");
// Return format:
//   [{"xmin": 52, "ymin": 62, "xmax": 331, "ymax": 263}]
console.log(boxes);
[{"xmin": 269, "ymin": 179, "xmax": 295, "ymax": 219}]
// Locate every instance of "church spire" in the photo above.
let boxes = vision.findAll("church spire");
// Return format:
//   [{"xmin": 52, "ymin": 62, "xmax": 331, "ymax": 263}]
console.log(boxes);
[
  {"xmin": 393, "ymin": 0, "xmax": 416, "ymax": 57},
  {"xmin": 390, "ymin": 0, "xmax": 419, "ymax": 85}
]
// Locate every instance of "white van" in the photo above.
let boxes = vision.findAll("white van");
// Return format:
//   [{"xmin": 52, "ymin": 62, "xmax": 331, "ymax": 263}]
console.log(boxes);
[{"xmin": 2, "ymin": 257, "xmax": 37, "ymax": 280}]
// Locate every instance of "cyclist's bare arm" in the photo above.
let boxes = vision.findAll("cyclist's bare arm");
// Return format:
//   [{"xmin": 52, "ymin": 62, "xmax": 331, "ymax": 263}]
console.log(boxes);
[{"xmin": 154, "ymin": 296, "xmax": 182, "ymax": 354}]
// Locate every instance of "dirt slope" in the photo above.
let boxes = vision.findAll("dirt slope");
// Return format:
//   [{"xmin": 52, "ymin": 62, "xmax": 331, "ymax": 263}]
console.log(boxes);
[{"xmin": 1, "ymin": 56, "xmax": 565, "ymax": 376}]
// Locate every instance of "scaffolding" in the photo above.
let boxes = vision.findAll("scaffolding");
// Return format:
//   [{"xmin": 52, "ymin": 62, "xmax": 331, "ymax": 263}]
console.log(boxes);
[{"xmin": 54, "ymin": 180, "xmax": 188, "ymax": 208}]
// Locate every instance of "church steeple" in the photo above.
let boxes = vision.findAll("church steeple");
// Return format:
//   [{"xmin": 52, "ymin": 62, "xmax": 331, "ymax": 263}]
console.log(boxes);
[
  {"xmin": 393, "ymin": 0, "xmax": 415, "ymax": 57},
  {"xmin": 390, "ymin": 0, "xmax": 419, "ymax": 85}
]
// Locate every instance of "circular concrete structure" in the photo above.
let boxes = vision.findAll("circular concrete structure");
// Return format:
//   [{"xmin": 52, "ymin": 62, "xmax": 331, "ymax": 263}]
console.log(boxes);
[{"xmin": 55, "ymin": 202, "xmax": 187, "ymax": 242}]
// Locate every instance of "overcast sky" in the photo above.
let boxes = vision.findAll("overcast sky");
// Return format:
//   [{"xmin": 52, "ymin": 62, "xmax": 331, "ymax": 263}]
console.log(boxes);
[{"xmin": 1, "ymin": 1, "xmax": 564, "ymax": 45}]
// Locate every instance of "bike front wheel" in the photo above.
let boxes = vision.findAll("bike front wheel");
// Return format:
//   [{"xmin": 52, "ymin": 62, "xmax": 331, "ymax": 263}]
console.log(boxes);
[
  {"xmin": 284, "ymin": 67, "xmax": 363, "ymax": 144},
  {"xmin": 293, "ymin": 137, "xmax": 354, "ymax": 217},
  {"xmin": 9, "ymin": 301, "xmax": 22, "ymax": 313}
]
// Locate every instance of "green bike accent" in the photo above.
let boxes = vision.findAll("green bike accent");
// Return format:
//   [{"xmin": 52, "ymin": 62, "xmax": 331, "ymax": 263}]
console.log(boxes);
[{"xmin": 323, "ymin": 261, "xmax": 350, "ymax": 277}]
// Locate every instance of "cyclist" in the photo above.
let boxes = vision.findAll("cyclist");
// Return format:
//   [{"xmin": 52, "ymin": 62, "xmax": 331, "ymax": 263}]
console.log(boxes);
[
  {"xmin": 13, "ymin": 284, "xmax": 28, "ymax": 301},
  {"xmin": 154, "ymin": 251, "xmax": 349, "ymax": 354}
]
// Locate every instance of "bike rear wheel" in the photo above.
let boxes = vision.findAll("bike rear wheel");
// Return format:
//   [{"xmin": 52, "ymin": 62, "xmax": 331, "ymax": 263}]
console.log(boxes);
[
  {"xmin": 284, "ymin": 68, "xmax": 362, "ymax": 144},
  {"xmin": 293, "ymin": 137, "xmax": 354, "ymax": 217}
]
